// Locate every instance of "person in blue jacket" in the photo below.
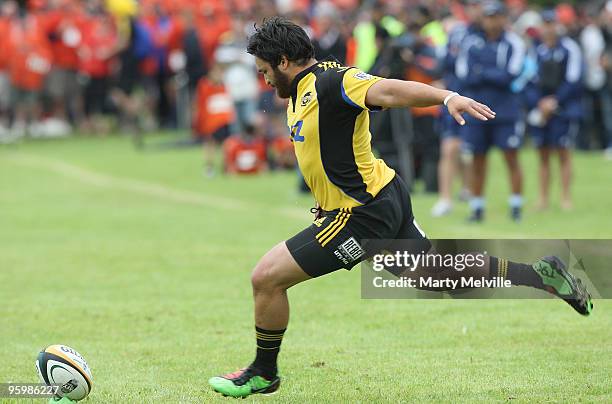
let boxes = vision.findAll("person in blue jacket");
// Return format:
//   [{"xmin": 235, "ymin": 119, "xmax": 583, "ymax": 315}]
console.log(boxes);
[
  {"xmin": 431, "ymin": 0, "xmax": 483, "ymax": 218},
  {"xmin": 455, "ymin": 0, "xmax": 526, "ymax": 222},
  {"xmin": 525, "ymin": 10, "xmax": 583, "ymax": 211}
]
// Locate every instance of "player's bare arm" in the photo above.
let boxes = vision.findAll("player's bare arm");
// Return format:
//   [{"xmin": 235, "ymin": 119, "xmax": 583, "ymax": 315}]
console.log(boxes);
[{"xmin": 365, "ymin": 79, "xmax": 496, "ymax": 125}]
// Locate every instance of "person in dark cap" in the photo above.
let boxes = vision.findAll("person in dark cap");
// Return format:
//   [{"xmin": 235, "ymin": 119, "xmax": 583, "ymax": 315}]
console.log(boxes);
[
  {"xmin": 455, "ymin": 0, "xmax": 526, "ymax": 222},
  {"xmin": 525, "ymin": 9, "xmax": 583, "ymax": 211}
]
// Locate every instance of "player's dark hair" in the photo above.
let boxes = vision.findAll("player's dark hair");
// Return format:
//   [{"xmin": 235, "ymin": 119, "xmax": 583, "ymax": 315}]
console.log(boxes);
[{"xmin": 247, "ymin": 17, "xmax": 315, "ymax": 67}]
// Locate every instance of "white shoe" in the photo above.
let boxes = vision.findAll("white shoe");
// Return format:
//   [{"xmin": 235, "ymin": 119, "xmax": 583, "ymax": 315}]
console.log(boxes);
[
  {"xmin": 42, "ymin": 118, "xmax": 72, "ymax": 137},
  {"xmin": 431, "ymin": 199, "xmax": 453, "ymax": 217},
  {"xmin": 29, "ymin": 122, "xmax": 45, "ymax": 138},
  {"xmin": 605, "ymin": 147, "xmax": 612, "ymax": 161}
]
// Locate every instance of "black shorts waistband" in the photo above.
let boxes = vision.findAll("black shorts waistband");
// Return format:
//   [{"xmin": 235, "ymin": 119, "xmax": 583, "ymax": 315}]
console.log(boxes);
[{"xmin": 319, "ymin": 175, "xmax": 399, "ymax": 215}]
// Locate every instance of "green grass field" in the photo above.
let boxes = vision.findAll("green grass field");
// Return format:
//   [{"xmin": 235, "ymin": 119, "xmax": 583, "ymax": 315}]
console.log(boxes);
[{"xmin": 1, "ymin": 135, "xmax": 611, "ymax": 403}]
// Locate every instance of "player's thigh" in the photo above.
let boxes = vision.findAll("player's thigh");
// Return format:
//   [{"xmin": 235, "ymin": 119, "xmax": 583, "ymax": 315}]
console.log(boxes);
[
  {"xmin": 460, "ymin": 122, "xmax": 488, "ymax": 154},
  {"xmin": 389, "ymin": 175, "xmax": 431, "ymax": 253},
  {"xmin": 285, "ymin": 220, "xmax": 350, "ymax": 278},
  {"xmin": 286, "ymin": 178, "xmax": 432, "ymax": 279},
  {"xmin": 440, "ymin": 109, "xmax": 462, "ymax": 139},
  {"xmin": 351, "ymin": 175, "xmax": 432, "ymax": 269},
  {"xmin": 252, "ymin": 241, "xmax": 312, "ymax": 290},
  {"xmin": 441, "ymin": 135, "xmax": 462, "ymax": 158},
  {"xmin": 555, "ymin": 118, "xmax": 579, "ymax": 149},
  {"xmin": 287, "ymin": 204, "xmax": 400, "ymax": 278},
  {"xmin": 211, "ymin": 125, "xmax": 232, "ymax": 143},
  {"xmin": 494, "ymin": 121, "xmax": 523, "ymax": 151},
  {"xmin": 529, "ymin": 125, "xmax": 547, "ymax": 149}
]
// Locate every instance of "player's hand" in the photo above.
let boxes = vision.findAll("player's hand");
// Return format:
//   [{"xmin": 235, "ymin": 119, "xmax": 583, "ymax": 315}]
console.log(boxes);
[
  {"xmin": 538, "ymin": 96, "xmax": 558, "ymax": 118},
  {"xmin": 447, "ymin": 95, "xmax": 496, "ymax": 126}
]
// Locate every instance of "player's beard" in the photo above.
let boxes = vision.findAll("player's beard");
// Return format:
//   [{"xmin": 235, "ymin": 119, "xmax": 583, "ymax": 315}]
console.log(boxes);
[{"xmin": 272, "ymin": 66, "xmax": 292, "ymax": 99}]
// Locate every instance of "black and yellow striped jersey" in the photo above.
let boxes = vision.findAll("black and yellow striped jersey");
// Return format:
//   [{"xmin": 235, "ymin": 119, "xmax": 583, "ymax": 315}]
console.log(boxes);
[{"xmin": 287, "ymin": 57, "xmax": 396, "ymax": 211}]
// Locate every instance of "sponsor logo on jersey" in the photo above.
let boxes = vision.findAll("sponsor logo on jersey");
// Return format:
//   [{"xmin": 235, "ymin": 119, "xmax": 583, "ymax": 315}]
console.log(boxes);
[
  {"xmin": 353, "ymin": 71, "xmax": 372, "ymax": 81},
  {"xmin": 301, "ymin": 91, "xmax": 312, "ymax": 106}
]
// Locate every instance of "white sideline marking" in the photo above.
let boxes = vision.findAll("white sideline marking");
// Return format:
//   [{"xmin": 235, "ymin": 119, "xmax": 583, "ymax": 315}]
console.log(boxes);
[{"xmin": 5, "ymin": 154, "xmax": 307, "ymax": 220}]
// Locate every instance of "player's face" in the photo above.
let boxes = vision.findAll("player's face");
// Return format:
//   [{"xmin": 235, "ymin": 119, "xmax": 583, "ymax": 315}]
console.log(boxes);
[
  {"xmin": 482, "ymin": 14, "xmax": 506, "ymax": 36},
  {"xmin": 540, "ymin": 21, "xmax": 558, "ymax": 41},
  {"xmin": 255, "ymin": 57, "xmax": 292, "ymax": 99}
]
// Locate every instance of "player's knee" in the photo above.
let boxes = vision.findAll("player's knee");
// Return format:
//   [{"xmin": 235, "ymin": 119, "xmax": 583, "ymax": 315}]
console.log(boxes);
[
  {"xmin": 251, "ymin": 264, "xmax": 272, "ymax": 292},
  {"xmin": 251, "ymin": 249, "xmax": 285, "ymax": 292},
  {"xmin": 558, "ymin": 150, "xmax": 571, "ymax": 163},
  {"xmin": 442, "ymin": 138, "xmax": 460, "ymax": 157}
]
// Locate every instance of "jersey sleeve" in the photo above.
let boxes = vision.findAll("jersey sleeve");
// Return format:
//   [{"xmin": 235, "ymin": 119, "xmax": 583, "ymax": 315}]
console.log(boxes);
[{"xmin": 340, "ymin": 69, "xmax": 385, "ymax": 111}]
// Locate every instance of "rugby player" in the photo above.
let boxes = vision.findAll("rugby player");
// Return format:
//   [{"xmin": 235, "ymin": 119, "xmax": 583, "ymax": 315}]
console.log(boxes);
[{"xmin": 209, "ymin": 17, "xmax": 593, "ymax": 398}]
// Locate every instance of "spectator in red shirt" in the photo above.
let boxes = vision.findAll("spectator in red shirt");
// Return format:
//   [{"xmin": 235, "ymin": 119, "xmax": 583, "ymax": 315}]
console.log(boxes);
[
  {"xmin": 193, "ymin": 63, "xmax": 236, "ymax": 176},
  {"xmin": 78, "ymin": 9, "xmax": 117, "ymax": 134},
  {"xmin": 44, "ymin": 0, "xmax": 86, "ymax": 131},
  {"xmin": 223, "ymin": 124, "xmax": 268, "ymax": 175},
  {"xmin": 269, "ymin": 134, "xmax": 295, "ymax": 170},
  {"xmin": 0, "ymin": 1, "xmax": 14, "ymax": 136},
  {"xmin": 6, "ymin": 3, "xmax": 52, "ymax": 138}
]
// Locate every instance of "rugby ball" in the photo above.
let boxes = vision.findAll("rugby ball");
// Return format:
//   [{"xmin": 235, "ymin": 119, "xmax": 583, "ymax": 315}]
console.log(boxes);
[{"xmin": 36, "ymin": 345, "xmax": 93, "ymax": 401}]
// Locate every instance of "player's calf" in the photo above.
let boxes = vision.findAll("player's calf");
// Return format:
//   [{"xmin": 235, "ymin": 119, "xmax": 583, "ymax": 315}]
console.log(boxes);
[{"xmin": 209, "ymin": 243, "xmax": 310, "ymax": 398}]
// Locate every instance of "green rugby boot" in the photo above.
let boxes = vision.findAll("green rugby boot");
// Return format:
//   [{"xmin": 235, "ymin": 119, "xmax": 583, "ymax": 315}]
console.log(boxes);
[
  {"xmin": 209, "ymin": 366, "xmax": 280, "ymax": 398},
  {"xmin": 533, "ymin": 256, "xmax": 593, "ymax": 316}
]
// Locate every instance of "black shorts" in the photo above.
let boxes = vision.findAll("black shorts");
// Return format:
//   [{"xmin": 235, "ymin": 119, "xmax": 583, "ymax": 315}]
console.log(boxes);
[
  {"xmin": 286, "ymin": 175, "xmax": 430, "ymax": 277},
  {"xmin": 208, "ymin": 125, "xmax": 231, "ymax": 143},
  {"xmin": 84, "ymin": 77, "xmax": 109, "ymax": 115},
  {"xmin": 116, "ymin": 49, "xmax": 140, "ymax": 95}
]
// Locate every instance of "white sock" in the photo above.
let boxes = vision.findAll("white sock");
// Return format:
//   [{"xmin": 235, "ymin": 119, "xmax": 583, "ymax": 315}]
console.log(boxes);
[
  {"xmin": 470, "ymin": 197, "xmax": 485, "ymax": 210},
  {"xmin": 509, "ymin": 194, "xmax": 523, "ymax": 208}
]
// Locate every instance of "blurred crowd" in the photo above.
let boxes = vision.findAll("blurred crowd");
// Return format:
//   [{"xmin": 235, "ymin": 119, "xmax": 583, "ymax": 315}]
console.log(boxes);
[{"xmin": 0, "ymin": 0, "xmax": 611, "ymax": 212}]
